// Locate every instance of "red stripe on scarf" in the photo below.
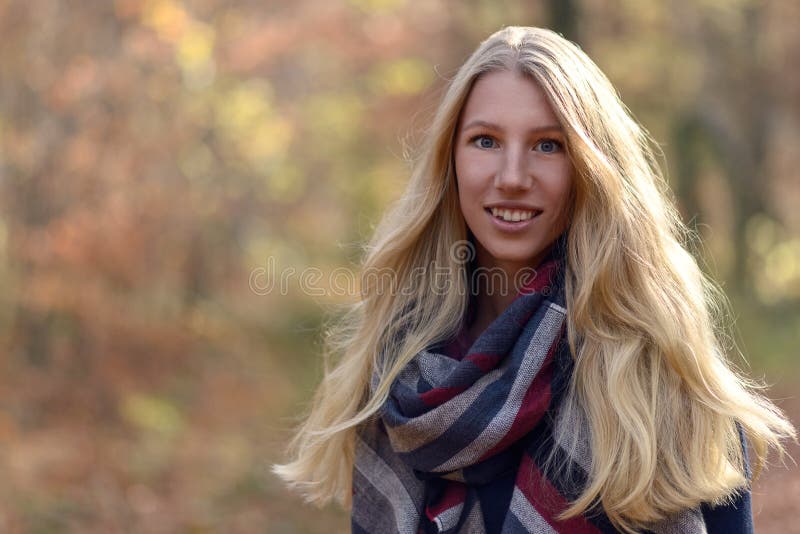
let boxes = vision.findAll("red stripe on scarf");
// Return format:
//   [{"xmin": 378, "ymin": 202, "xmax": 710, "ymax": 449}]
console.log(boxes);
[
  {"xmin": 419, "ymin": 385, "xmax": 469, "ymax": 406},
  {"xmin": 464, "ymin": 351, "xmax": 502, "ymax": 371},
  {"xmin": 516, "ymin": 454, "xmax": 602, "ymax": 534},
  {"xmin": 425, "ymin": 481, "xmax": 467, "ymax": 519},
  {"xmin": 516, "ymin": 259, "xmax": 558, "ymax": 296},
  {"xmin": 419, "ymin": 352, "xmax": 502, "ymax": 406}
]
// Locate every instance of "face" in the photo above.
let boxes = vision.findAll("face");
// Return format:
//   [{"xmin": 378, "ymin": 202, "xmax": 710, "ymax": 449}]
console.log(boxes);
[{"xmin": 454, "ymin": 69, "xmax": 574, "ymax": 278}]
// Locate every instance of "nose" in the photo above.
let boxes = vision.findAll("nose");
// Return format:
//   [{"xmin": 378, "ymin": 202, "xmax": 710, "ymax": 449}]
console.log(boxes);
[{"xmin": 494, "ymin": 145, "xmax": 532, "ymax": 191}]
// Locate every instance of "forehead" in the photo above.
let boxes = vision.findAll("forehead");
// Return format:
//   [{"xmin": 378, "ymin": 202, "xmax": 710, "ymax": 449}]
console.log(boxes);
[{"xmin": 458, "ymin": 69, "xmax": 560, "ymax": 129}]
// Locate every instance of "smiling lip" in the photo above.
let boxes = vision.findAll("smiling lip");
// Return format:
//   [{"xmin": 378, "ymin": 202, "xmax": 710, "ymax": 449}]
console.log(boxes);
[
  {"xmin": 484, "ymin": 202, "xmax": 542, "ymax": 211},
  {"xmin": 484, "ymin": 206, "xmax": 541, "ymax": 232}
]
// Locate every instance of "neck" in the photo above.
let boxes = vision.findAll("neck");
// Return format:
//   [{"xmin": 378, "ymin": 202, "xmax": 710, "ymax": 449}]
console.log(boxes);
[
  {"xmin": 467, "ymin": 241, "xmax": 557, "ymax": 339},
  {"xmin": 468, "ymin": 289, "xmax": 514, "ymax": 341},
  {"xmin": 467, "ymin": 262, "xmax": 527, "ymax": 341}
]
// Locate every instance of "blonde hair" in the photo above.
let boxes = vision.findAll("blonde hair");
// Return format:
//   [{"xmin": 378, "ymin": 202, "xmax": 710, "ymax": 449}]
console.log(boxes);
[{"xmin": 273, "ymin": 26, "xmax": 795, "ymax": 532}]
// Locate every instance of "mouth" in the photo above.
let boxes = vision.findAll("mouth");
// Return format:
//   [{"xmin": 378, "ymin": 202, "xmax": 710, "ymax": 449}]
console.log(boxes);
[{"xmin": 485, "ymin": 207, "xmax": 542, "ymax": 223}]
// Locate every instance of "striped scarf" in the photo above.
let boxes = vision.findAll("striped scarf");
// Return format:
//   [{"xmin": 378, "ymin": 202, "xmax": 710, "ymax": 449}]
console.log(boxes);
[{"xmin": 351, "ymin": 248, "xmax": 707, "ymax": 534}]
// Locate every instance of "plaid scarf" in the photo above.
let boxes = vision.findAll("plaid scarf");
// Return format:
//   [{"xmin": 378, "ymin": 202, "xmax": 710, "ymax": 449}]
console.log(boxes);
[{"xmin": 351, "ymin": 246, "xmax": 707, "ymax": 534}]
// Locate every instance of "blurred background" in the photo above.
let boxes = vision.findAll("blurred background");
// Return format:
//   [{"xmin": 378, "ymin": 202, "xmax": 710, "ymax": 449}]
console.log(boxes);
[{"xmin": 0, "ymin": 0, "xmax": 798, "ymax": 532}]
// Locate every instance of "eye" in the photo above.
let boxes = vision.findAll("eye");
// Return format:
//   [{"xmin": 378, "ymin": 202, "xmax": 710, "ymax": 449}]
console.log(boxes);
[
  {"xmin": 534, "ymin": 139, "xmax": 564, "ymax": 153},
  {"xmin": 469, "ymin": 135, "xmax": 498, "ymax": 149}
]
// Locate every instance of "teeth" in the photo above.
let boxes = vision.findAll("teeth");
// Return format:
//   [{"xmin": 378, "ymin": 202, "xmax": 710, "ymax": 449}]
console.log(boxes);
[{"xmin": 490, "ymin": 208, "xmax": 537, "ymax": 222}]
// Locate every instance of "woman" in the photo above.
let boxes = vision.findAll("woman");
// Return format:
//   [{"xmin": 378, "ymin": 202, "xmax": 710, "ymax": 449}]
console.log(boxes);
[{"xmin": 274, "ymin": 26, "xmax": 795, "ymax": 533}]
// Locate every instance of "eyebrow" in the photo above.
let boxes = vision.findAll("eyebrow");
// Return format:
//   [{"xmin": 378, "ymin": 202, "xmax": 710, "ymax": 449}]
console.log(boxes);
[{"xmin": 461, "ymin": 119, "xmax": 563, "ymax": 134}]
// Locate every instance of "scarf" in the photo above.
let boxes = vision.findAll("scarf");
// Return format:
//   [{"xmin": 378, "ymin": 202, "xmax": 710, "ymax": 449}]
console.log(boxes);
[{"xmin": 351, "ymin": 243, "xmax": 708, "ymax": 534}]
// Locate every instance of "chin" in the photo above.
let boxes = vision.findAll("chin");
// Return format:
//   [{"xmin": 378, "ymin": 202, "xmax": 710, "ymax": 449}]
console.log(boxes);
[{"xmin": 485, "ymin": 247, "xmax": 544, "ymax": 266}]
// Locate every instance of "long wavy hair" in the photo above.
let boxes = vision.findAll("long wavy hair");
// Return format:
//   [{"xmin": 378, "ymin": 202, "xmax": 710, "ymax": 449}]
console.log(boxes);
[{"xmin": 273, "ymin": 26, "xmax": 795, "ymax": 532}]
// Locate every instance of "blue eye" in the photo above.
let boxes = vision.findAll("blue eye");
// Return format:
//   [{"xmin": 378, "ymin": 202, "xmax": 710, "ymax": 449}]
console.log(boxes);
[
  {"xmin": 536, "ymin": 139, "xmax": 563, "ymax": 153},
  {"xmin": 471, "ymin": 135, "xmax": 497, "ymax": 149}
]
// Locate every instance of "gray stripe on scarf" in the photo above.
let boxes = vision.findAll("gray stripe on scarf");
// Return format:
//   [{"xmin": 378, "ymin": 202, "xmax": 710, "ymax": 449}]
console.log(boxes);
[
  {"xmin": 351, "ymin": 468, "xmax": 402, "ymax": 534},
  {"xmin": 360, "ymin": 418, "xmax": 428, "ymax": 503},
  {"xmin": 507, "ymin": 486, "xmax": 558, "ymax": 534},
  {"xmin": 460, "ymin": 499, "xmax": 485, "ymax": 534},
  {"xmin": 433, "ymin": 502, "xmax": 464, "ymax": 532},
  {"xmin": 398, "ymin": 349, "xmax": 460, "ymax": 387},
  {"xmin": 354, "ymin": 435, "xmax": 420, "ymax": 534},
  {"xmin": 385, "ymin": 361, "xmax": 510, "ymax": 453},
  {"xmin": 649, "ymin": 508, "xmax": 708, "ymax": 534},
  {"xmin": 433, "ymin": 302, "xmax": 565, "ymax": 472}
]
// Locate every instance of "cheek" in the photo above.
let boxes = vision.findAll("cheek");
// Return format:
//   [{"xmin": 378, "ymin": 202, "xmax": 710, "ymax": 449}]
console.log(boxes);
[
  {"xmin": 547, "ymin": 161, "xmax": 574, "ymax": 201},
  {"xmin": 552, "ymin": 174, "xmax": 575, "ymax": 223},
  {"xmin": 555, "ymin": 179, "xmax": 573, "ymax": 209},
  {"xmin": 454, "ymin": 155, "xmax": 485, "ymax": 207},
  {"xmin": 538, "ymin": 164, "xmax": 574, "ymax": 222},
  {"xmin": 457, "ymin": 181, "xmax": 481, "ymax": 221}
]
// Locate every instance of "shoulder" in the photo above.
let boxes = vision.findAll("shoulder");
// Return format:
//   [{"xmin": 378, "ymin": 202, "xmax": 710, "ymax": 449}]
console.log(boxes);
[
  {"xmin": 700, "ymin": 423, "xmax": 754, "ymax": 534},
  {"xmin": 700, "ymin": 488, "xmax": 753, "ymax": 534}
]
